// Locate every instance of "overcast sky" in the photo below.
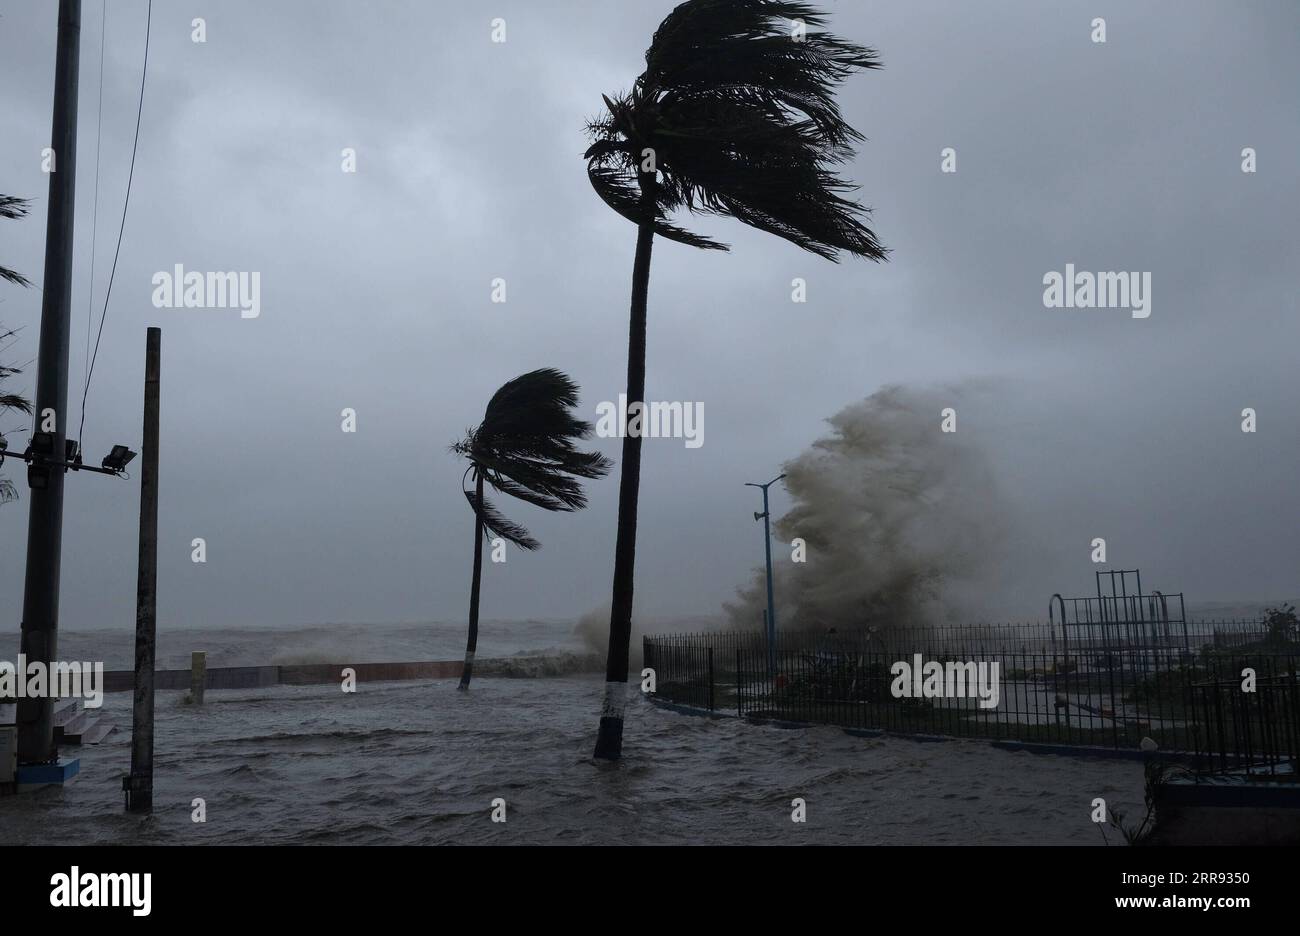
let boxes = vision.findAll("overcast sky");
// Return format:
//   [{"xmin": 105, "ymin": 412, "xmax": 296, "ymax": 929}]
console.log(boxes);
[{"xmin": 1, "ymin": 0, "xmax": 1297, "ymax": 633}]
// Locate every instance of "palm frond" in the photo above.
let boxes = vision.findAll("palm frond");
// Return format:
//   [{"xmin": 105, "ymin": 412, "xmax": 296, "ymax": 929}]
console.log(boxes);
[
  {"xmin": 588, "ymin": 164, "xmax": 728, "ymax": 250},
  {"xmin": 481, "ymin": 368, "xmax": 584, "ymax": 436},
  {"xmin": 452, "ymin": 368, "xmax": 612, "ymax": 547},
  {"xmin": 1, "ymin": 196, "xmax": 33, "ymax": 287},
  {"xmin": 484, "ymin": 473, "xmax": 574, "ymax": 512},
  {"xmin": 476, "ymin": 452, "xmax": 599, "ymax": 511},
  {"xmin": 464, "ymin": 490, "xmax": 540, "ymax": 551},
  {"xmin": 0, "ymin": 195, "xmax": 30, "ymax": 221},
  {"xmin": 585, "ymin": 0, "xmax": 886, "ymax": 262},
  {"xmin": 646, "ymin": 2, "xmax": 878, "ymax": 140},
  {"xmin": 0, "ymin": 266, "xmax": 32, "ymax": 288},
  {"xmin": 0, "ymin": 393, "xmax": 33, "ymax": 414}
]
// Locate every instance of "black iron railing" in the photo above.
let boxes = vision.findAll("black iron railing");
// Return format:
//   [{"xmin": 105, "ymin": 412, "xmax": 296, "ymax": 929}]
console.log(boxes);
[
  {"xmin": 643, "ymin": 627, "xmax": 1296, "ymax": 769},
  {"xmin": 1189, "ymin": 674, "xmax": 1300, "ymax": 777}
]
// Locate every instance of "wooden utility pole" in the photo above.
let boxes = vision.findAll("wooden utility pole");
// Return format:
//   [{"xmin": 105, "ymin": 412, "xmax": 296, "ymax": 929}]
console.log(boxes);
[
  {"xmin": 125, "ymin": 327, "xmax": 160, "ymax": 812},
  {"xmin": 17, "ymin": 0, "xmax": 82, "ymax": 767}
]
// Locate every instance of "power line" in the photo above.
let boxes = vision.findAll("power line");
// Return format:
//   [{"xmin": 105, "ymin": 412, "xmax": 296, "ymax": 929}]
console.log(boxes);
[
  {"xmin": 80, "ymin": 0, "xmax": 106, "ymax": 449},
  {"xmin": 78, "ymin": 0, "xmax": 151, "ymax": 450}
]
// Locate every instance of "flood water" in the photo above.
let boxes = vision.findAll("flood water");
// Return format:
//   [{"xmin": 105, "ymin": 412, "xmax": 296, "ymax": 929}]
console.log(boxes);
[{"xmin": 2, "ymin": 671, "xmax": 1151, "ymax": 842}]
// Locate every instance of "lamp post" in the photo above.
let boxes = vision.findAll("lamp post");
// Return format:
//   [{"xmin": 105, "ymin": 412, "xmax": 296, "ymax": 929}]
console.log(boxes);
[
  {"xmin": 745, "ymin": 473, "xmax": 785, "ymax": 676},
  {"xmin": 16, "ymin": 0, "xmax": 82, "ymax": 767}
]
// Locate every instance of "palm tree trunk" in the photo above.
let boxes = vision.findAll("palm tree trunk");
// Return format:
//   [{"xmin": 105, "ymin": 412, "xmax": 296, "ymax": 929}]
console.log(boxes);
[
  {"xmin": 594, "ymin": 173, "xmax": 656, "ymax": 761},
  {"xmin": 459, "ymin": 472, "xmax": 485, "ymax": 691}
]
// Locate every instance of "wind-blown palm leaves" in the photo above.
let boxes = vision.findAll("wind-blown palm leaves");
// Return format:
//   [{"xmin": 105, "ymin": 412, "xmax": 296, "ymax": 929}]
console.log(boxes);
[
  {"xmin": 584, "ymin": 0, "xmax": 887, "ymax": 262},
  {"xmin": 1, "ymin": 195, "xmax": 33, "ymax": 505},
  {"xmin": 0, "ymin": 326, "xmax": 32, "ymax": 506},
  {"xmin": 0, "ymin": 196, "xmax": 33, "ymax": 288},
  {"xmin": 585, "ymin": 0, "xmax": 886, "ymax": 761},
  {"xmin": 451, "ymin": 368, "xmax": 611, "ymax": 689}
]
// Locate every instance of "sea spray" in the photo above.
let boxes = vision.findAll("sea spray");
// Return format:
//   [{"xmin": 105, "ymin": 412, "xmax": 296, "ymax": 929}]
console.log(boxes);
[
  {"xmin": 572, "ymin": 607, "xmax": 726, "ymax": 669},
  {"xmin": 724, "ymin": 384, "xmax": 1014, "ymax": 634},
  {"xmin": 573, "ymin": 604, "xmax": 645, "ymax": 671}
]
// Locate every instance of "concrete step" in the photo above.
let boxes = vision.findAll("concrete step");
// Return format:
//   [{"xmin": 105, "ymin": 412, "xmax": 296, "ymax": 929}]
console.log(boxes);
[
  {"xmin": 54, "ymin": 707, "xmax": 93, "ymax": 739},
  {"xmin": 73, "ymin": 720, "xmax": 115, "ymax": 745},
  {"xmin": 62, "ymin": 715, "xmax": 114, "ymax": 746},
  {"xmin": 51, "ymin": 698, "xmax": 78, "ymax": 725}
]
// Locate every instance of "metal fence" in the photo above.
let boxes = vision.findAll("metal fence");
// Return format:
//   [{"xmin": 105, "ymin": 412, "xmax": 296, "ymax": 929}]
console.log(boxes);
[
  {"xmin": 1190, "ymin": 675, "xmax": 1300, "ymax": 777},
  {"xmin": 643, "ymin": 626, "xmax": 1297, "ymax": 771},
  {"xmin": 776, "ymin": 618, "xmax": 1273, "ymax": 656}
]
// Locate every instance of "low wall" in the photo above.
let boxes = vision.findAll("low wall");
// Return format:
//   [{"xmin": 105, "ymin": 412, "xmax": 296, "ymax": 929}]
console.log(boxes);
[
  {"xmin": 102, "ymin": 660, "xmax": 463, "ymax": 693},
  {"xmin": 1150, "ymin": 777, "xmax": 1300, "ymax": 844}
]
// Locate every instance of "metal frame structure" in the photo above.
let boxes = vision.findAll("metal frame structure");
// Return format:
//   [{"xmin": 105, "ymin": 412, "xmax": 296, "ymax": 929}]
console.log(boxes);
[{"xmin": 1049, "ymin": 569, "xmax": 1189, "ymax": 670}]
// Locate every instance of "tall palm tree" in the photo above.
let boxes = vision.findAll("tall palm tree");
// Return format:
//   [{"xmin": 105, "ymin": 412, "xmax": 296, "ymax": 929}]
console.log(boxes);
[
  {"xmin": 584, "ymin": 0, "xmax": 887, "ymax": 760},
  {"xmin": 451, "ymin": 368, "xmax": 612, "ymax": 690},
  {"xmin": 1, "ymin": 195, "xmax": 33, "ymax": 505}
]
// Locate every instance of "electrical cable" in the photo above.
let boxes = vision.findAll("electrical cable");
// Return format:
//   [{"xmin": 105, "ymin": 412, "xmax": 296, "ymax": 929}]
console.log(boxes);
[{"xmin": 78, "ymin": 0, "xmax": 151, "ymax": 451}]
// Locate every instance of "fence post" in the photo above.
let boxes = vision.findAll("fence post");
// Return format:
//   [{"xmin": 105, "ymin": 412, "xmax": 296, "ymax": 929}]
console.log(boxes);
[
  {"xmin": 190, "ymin": 651, "xmax": 206, "ymax": 705},
  {"xmin": 708, "ymin": 647, "xmax": 714, "ymax": 713},
  {"xmin": 736, "ymin": 646, "xmax": 742, "ymax": 718}
]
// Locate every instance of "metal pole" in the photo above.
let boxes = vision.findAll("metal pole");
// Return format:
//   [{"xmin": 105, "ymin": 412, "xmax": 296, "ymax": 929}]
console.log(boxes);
[
  {"xmin": 762, "ymin": 485, "xmax": 776, "ymax": 673},
  {"xmin": 746, "ymin": 473, "xmax": 784, "ymax": 677},
  {"xmin": 17, "ymin": 0, "xmax": 82, "ymax": 767},
  {"xmin": 125, "ymin": 327, "xmax": 160, "ymax": 812}
]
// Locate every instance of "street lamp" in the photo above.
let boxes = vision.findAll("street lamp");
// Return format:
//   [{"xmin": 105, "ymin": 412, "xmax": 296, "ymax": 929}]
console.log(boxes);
[
  {"xmin": 101, "ymin": 444, "xmax": 136, "ymax": 473},
  {"xmin": 0, "ymin": 436, "xmax": 137, "ymax": 479},
  {"xmin": 745, "ymin": 473, "xmax": 786, "ymax": 676}
]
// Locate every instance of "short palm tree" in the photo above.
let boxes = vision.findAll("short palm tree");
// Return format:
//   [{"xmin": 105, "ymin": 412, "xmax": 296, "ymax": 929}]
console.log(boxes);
[
  {"xmin": 584, "ymin": 0, "xmax": 887, "ymax": 760},
  {"xmin": 451, "ymin": 368, "xmax": 611, "ymax": 690}
]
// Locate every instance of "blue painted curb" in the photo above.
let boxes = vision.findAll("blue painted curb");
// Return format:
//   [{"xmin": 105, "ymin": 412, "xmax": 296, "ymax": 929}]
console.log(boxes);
[{"xmin": 16, "ymin": 757, "xmax": 80, "ymax": 786}]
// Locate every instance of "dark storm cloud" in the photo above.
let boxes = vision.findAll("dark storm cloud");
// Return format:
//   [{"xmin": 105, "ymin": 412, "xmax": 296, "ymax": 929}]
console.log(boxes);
[{"xmin": 1, "ymin": 0, "xmax": 1296, "ymax": 635}]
